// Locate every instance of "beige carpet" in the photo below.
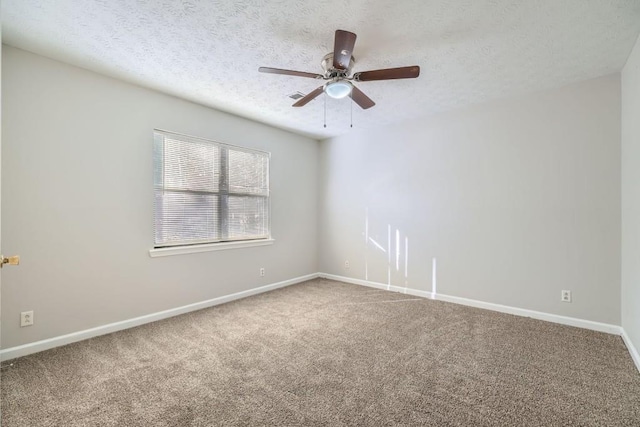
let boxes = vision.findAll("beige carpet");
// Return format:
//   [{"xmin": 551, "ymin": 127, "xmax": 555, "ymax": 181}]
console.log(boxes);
[{"xmin": 1, "ymin": 278, "xmax": 639, "ymax": 426}]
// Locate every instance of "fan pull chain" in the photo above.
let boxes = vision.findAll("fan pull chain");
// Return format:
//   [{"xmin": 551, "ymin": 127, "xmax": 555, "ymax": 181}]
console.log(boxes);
[
  {"xmin": 350, "ymin": 96, "xmax": 353, "ymax": 128},
  {"xmin": 323, "ymin": 93, "xmax": 327, "ymax": 128}
]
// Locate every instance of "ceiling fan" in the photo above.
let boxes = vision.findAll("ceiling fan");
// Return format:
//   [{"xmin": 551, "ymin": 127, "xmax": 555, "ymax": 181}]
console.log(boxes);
[{"xmin": 259, "ymin": 30, "xmax": 420, "ymax": 110}]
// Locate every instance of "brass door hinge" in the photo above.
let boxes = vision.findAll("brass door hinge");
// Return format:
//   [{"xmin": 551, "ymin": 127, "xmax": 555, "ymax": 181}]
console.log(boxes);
[{"xmin": 1, "ymin": 255, "xmax": 20, "ymax": 268}]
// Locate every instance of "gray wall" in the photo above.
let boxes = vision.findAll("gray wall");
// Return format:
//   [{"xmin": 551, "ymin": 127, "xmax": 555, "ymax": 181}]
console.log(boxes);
[
  {"xmin": 319, "ymin": 75, "xmax": 621, "ymax": 325},
  {"xmin": 622, "ymin": 35, "xmax": 640, "ymax": 356},
  {"xmin": 1, "ymin": 46, "xmax": 319, "ymax": 349},
  {"xmin": 1, "ymin": 44, "xmax": 630, "ymax": 352}
]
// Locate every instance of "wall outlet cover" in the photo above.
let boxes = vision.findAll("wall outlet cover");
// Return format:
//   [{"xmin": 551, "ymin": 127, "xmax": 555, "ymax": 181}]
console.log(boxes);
[{"xmin": 20, "ymin": 311, "xmax": 34, "ymax": 327}]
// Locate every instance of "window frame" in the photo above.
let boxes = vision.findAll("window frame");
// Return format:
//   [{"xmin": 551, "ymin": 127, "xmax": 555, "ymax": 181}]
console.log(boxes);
[{"xmin": 150, "ymin": 129, "xmax": 272, "ymax": 256}]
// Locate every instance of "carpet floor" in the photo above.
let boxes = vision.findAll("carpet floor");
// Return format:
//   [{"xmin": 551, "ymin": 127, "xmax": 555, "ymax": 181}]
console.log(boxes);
[{"xmin": 1, "ymin": 278, "xmax": 639, "ymax": 426}]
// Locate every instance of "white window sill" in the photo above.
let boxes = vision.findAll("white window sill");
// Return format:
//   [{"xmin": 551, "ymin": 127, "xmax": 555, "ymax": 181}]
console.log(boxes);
[{"xmin": 149, "ymin": 238, "xmax": 275, "ymax": 258}]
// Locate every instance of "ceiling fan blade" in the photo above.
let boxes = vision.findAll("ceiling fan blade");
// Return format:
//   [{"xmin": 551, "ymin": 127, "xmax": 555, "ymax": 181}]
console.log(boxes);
[
  {"xmin": 293, "ymin": 86, "xmax": 324, "ymax": 107},
  {"xmin": 349, "ymin": 85, "xmax": 375, "ymax": 109},
  {"xmin": 259, "ymin": 67, "xmax": 323, "ymax": 79},
  {"xmin": 333, "ymin": 30, "xmax": 357, "ymax": 70},
  {"xmin": 354, "ymin": 66, "xmax": 420, "ymax": 82}
]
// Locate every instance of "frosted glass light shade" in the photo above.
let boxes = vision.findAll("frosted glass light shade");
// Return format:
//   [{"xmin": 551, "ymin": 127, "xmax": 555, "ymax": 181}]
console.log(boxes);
[{"xmin": 325, "ymin": 81, "xmax": 353, "ymax": 99}]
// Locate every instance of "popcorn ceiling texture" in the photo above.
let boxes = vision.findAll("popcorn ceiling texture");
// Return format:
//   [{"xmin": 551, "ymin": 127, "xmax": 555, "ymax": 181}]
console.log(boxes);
[{"xmin": 2, "ymin": 0, "xmax": 640, "ymax": 139}]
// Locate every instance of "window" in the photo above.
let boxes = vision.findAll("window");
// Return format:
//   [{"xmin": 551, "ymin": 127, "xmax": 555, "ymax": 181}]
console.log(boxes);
[{"xmin": 153, "ymin": 130, "xmax": 270, "ymax": 248}]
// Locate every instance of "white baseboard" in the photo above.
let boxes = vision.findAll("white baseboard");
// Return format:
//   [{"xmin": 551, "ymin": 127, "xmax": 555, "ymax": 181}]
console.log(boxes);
[
  {"xmin": 621, "ymin": 328, "xmax": 640, "ymax": 373},
  {"xmin": 319, "ymin": 273, "xmax": 621, "ymax": 335},
  {"xmin": 4, "ymin": 271, "xmax": 635, "ymax": 372},
  {"xmin": 0, "ymin": 273, "xmax": 319, "ymax": 362},
  {"xmin": 433, "ymin": 293, "xmax": 622, "ymax": 335},
  {"xmin": 319, "ymin": 273, "xmax": 434, "ymax": 299}
]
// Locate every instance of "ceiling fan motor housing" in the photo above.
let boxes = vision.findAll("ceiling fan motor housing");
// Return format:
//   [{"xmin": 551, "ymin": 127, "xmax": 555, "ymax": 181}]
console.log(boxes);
[{"xmin": 321, "ymin": 53, "xmax": 355, "ymax": 78}]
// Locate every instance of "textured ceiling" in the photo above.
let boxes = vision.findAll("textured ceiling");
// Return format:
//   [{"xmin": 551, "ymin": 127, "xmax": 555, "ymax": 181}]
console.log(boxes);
[{"xmin": 3, "ymin": 0, "xmax": 640, "ymax": 140}]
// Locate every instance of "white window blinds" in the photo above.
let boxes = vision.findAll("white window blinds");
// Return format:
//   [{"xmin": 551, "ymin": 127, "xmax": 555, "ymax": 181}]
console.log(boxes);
[{"xmin": 153, "ymin": 130, "xmax": 270, "ymax": 248}]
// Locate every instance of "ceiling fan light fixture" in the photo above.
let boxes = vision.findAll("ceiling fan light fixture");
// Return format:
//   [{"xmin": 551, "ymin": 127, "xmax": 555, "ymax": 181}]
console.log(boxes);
[{"xmin": 325, "ymin": 80, "xmax": 353, "ymax": 99}]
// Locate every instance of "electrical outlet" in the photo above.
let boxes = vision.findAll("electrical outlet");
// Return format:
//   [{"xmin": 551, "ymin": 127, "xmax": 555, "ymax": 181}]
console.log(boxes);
[
  {"xmin": 260, "ymin": 267, "xmax": 265, "ymax": 277},
  {"xmin": 345, "ymin": 260, "xmax": 350, "ymax": 270},
  {"xmin": 561, "ymin": 290, "xmax": 571, "ymax": 303},
  {"xmin": 20, "ymin": 311, "xmax": 34, "ymax": 327}
]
